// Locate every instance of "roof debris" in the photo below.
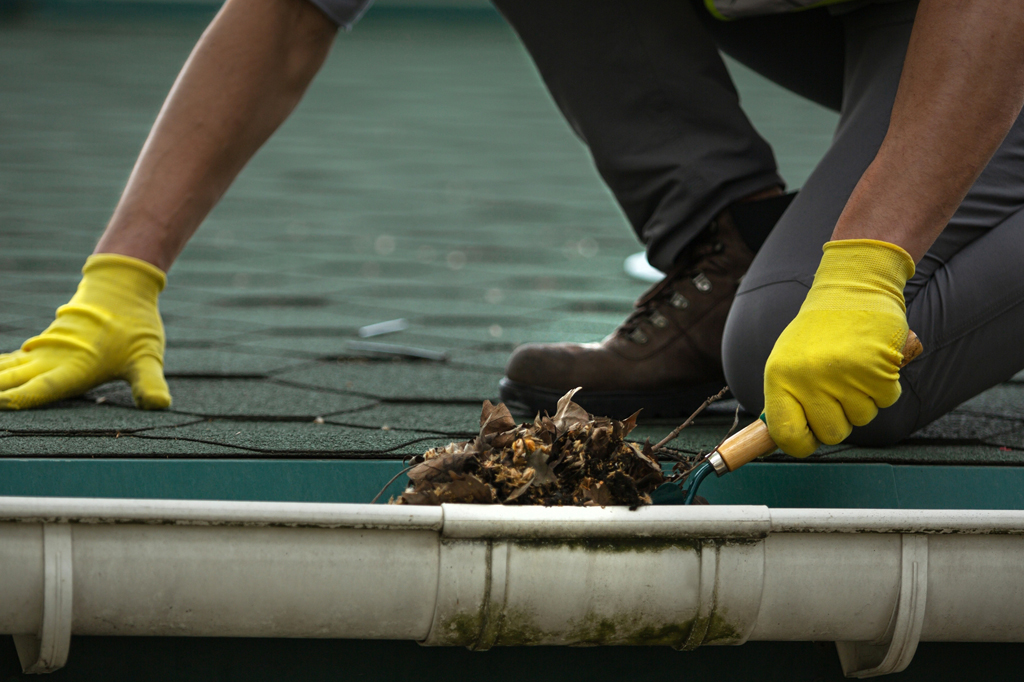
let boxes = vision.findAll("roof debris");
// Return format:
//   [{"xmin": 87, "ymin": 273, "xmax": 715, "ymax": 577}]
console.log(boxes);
[
  {"xmin": 392, "ymin": 388, "xmax": 665, "ymax": 508},
  {"xmin": 358, "ymin": 318, "xmax": 409, "ymax": 338}
]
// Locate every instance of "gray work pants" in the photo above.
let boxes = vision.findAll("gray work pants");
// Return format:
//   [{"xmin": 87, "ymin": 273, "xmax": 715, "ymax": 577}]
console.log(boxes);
[{"xmin": 494, "ymin": 0, "xmax": 1024, "ymax": 444}]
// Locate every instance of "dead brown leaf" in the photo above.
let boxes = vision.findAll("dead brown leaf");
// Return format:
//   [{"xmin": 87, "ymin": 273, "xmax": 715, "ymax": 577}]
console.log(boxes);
[
  {"xmin": 505, "ymin": 472, "xmax": 535, "ymax": 503},
  {"xmin": 525, "ymin": 447, "xmax": 557, "ymax": 486},
  {"xmin": 552, "ymin": 387, "xmax": 589, "ymax": 436},
  {"xmin": 479, "ymin": 400, "xmax": 516, "ymax": 439},
  {"xmin": 582, "ymin": 479, "xmax": 613, "ymax": 507},
  {"xmin": 439, "ymin": 473, "xmax": 496, "ymax": 504},
  {"xmin": 408, "ymin": 448, "xmax": 475, "ymax": 483},
  {"xmin": 622, "ymin": 410, "xmax": 642, "ymax": 438}
]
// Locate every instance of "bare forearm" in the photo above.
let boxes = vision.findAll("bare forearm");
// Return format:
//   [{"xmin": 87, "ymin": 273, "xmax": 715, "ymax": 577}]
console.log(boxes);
[
  {"xmin": 832, "ymin": 0, "xmax": 1024, "ymax": 261},
  {"xmin": 95, "ymin": 0, "xmax": 337, "ymax": 271}
]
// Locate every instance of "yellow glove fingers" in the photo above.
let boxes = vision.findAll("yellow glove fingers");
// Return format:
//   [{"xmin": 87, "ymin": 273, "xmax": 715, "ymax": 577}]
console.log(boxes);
[
  {"xmin": 0, "ymin": 351, "xmax": 31, "ymax": 373},
  {"xmin": 22, "ymin": 322, "xmax": 105, "ymax": 357},
  {"xmin": 125, "ymin": 355, "xmax": 171, "ymax": 410},
  {"xmin": 842, "ymin": 390, "xmax": 880, "ymax": 428},
  {"xmin": 804, "ymin": 393, "xmax": 854, "ymax": 446},
  {"xmin": 0, "ymin": 360, "xmax": 45, "ymax": 392},
  {"xmin": 0, "ymin": 365, "xmax": 89, "ymax": 410},
  {"xmin": 766, "ymin": 390, "xmax": 820, "ymax": 458},
  {"xmin": 870, "ymin": 371, "xmax": 902, "ymax": 409}
]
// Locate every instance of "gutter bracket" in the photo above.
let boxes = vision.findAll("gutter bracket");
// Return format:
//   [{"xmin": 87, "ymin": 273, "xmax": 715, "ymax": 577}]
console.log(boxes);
[
  {"xmin": 836, "ymin": 534, "xmax": 928, "ymax": 678},
  {"xmin": 677, "ymin": 540, "xmax": 718, "ymax": 650},
  {"xmin": 472, "ymin": 541, "xmax": 510, "ymax": 650},
  {"xmin": 14, "ymin": 523, "xmax": 73, "ymax": 674}
]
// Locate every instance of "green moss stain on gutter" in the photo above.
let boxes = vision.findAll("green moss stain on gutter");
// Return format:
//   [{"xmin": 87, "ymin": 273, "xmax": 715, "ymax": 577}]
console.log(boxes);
[
  {"xmin": 508, "ymin": 537, "xmax": 703, "ymax": 554},
  {"xmin": 433, "ymin": 608, "xmax": 745, "ymax": 648}
]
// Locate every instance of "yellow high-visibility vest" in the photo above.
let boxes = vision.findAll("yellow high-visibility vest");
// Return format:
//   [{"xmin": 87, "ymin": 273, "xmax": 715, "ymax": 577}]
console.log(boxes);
[{"xmin": 704, "ymin": 0, "xmax": 856, "ymax": 20}]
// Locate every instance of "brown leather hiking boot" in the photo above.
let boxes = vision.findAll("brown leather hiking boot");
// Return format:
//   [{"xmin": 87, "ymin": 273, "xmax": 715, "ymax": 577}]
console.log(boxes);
[{"xmin": 499, "ymin": 192, "xmax": 794, "ymax": 418}]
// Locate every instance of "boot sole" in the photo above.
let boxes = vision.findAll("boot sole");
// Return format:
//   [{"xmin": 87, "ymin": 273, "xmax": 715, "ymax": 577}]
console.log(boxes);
[{"xmin": 498, "ymin": 377, "xmax": 729, "ymax": 420}]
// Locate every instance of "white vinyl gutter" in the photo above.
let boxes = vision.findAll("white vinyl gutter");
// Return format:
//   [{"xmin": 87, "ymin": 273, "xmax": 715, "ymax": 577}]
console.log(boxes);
[{"xmin": 3, "ymin": 497, "xmax": 1024, "ymax": 678}]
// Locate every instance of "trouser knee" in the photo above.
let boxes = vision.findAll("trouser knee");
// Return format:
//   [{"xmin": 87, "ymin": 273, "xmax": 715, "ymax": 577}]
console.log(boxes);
[
  {"xmin": 722, "ymin": 281, "xmax": 804, "ymax": 416},
  {"xmin": 845, "ymin": 392, "xmax": 920, "ymax": 447}
]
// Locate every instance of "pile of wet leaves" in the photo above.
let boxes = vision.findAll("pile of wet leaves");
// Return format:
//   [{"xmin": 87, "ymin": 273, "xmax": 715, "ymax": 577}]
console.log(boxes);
[{"xmin": 392, "ymin": 388, "xmax": 665, "ymax": 508}]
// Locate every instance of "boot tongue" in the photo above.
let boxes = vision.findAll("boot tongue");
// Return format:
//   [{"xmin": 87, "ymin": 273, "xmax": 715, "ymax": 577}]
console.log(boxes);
[
  {"xmin": 634, "ymin": 268, "xmax": 677, "ymax": 308},
  {"xmin": 634, "ymin": 235, "xmax": 719, "ymax": 309}
]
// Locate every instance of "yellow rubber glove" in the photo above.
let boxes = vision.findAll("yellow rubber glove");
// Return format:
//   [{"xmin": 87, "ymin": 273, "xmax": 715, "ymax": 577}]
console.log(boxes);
[
  {"xmin": 0, "ymin": 254, "xmax": 171, "ymax": 410},
  {"xmin": 763, "ymin": 239, "xmax": 915, "ymax": 457}
]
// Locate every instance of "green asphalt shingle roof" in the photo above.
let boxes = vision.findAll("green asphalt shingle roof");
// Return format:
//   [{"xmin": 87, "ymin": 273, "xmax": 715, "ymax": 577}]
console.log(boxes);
[{"xmin": 2, "ymin": 9, "xmax": 1023, "ymax": 469}]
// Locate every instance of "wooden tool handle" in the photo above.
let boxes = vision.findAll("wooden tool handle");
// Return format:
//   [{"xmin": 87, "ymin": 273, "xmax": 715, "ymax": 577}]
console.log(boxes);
[
  {"xmin": 715, "ymin": 330, "xmax": 923, "ymax": 473},
  {"xmin": 901, "ymin": 329, "xmax": 923, "ymax": 366}
]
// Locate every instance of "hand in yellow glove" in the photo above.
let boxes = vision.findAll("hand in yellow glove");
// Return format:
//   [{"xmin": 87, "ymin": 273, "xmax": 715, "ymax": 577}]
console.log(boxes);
[
  {"xmin": 0, "ymin": 253, "xmax": 171, "ymax": 410},
  {"xmin": 763, "ymin": 239, "xmax": 915, "ymax": 457}
]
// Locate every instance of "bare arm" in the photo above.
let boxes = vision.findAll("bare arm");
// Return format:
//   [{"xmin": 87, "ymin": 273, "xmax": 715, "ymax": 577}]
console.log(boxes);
[
  {"xmin": 95, "ymin": 0, "xmax": 338, "ymax": 272},
  {"xmin": 832, "ymin": 0, "xmax": 1024, "ymax": 261}
]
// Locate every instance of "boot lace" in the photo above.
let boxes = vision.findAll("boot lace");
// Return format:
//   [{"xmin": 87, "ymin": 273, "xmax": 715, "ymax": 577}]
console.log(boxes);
[{"xmin": 619, "ymin": 231, "xmax": 726, "ymax": 343}]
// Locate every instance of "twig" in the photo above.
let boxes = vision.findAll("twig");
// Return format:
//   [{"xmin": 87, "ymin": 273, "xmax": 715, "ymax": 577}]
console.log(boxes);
[
  {"xmin": 370, "ymin": 464, "xmax": 416, "ymax": 504},
  {"xmin": 649, "ymin": 447, "xmax": 689, "ymax": 463},
  {"xmin": 653, "ymin": 386, "xmax": 729, "ymax": 452},
  {"xmin": 710, "ymin": 403, "xmax": 742, "ymax": 456}
]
